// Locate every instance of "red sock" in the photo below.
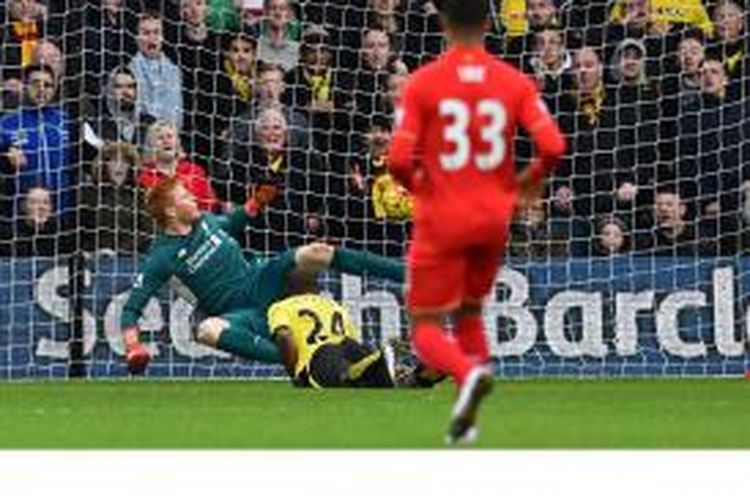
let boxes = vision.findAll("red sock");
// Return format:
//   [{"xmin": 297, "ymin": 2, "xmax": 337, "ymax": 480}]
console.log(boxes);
[
  {"xmin": 411, "ymin": 321, "xmax": 473, "ymax": 384},
  {"xmin": 455, "ymin": 314, "xmax": 489, "ymax": 363}
]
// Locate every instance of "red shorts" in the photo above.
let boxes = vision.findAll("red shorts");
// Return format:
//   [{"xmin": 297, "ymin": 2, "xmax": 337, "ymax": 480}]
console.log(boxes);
[{"xmin": 406, "ymin": 232, "xmax": 507, "ymax": 312}]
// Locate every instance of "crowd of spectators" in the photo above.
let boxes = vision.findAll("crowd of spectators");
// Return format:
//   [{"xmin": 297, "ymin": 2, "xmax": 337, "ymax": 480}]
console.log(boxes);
[{"xmin": 0, "ymin": 0, "xmax": 749, "ymax": 259}]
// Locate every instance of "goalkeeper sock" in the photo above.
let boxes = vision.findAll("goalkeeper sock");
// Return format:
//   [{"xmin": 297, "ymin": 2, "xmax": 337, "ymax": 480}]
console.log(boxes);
[
  {"xmin": 412, "ymin": 322, "xmax": 472, "ymax": 385},
  {"xmin": 217, "ymin": 327, "xmax": 282, "ymax": 364},
  {"xmin": 455, "ymin": 314, "xmax": 489, "ymax": 363},
  {"xmin": 330, "ymin": 248, "xmax": 405, "ymax": 282}
]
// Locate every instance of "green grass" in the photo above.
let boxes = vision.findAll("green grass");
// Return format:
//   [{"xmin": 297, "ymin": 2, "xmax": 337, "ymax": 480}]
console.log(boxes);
[{"xmin": 0, "ymin": 379, "xmax": 747, "ymax": 448}]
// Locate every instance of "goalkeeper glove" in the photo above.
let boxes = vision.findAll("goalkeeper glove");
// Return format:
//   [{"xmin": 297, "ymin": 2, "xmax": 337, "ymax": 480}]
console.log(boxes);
[{"xmin": 123, "ymin": 327, "xmax": 150, "ymax": 375}]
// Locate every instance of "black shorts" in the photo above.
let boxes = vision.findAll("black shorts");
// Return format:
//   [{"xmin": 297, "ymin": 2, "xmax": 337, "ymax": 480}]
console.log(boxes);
[{"xmin": 297, "ymin": 338, "xmax": 394, "ymax": 388}]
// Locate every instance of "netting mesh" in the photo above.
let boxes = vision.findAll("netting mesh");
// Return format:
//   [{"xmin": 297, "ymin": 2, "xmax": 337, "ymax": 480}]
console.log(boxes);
[{"xmin": 0, "ymin": 0, "xmax": 749, "ymax": 378}]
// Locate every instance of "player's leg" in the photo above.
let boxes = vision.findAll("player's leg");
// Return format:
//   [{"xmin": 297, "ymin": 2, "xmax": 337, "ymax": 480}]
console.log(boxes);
[
  {"xmin": 196, "ymin": 311, "xmax": 282, "ymax": 363},
  {"xmin": 293, "ymin": 243, "xmax": 404, "ymax": 282},
  {"xmin": 306, "ymin": 344, "xmax": 351, "ymax": 388},
  {"xmin": 407, "ymin": 242, "xmax": 475, "ymax": 385},
  {"xmin": 341, "ymin": 338, "xmax": 395, "ymax": 388},
  {"xmin": 455, "ymin": 245, "xmax": 504, "ymax": 363},
  {"xmin": 444, "ymin": 245, "xmax": 503, "ymax": 444}
]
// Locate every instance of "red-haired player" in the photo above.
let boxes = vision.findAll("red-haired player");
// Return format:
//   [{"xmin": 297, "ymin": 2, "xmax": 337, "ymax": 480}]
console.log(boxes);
[{"xmin": 387, "ymin": 0, "xmax": 566, "ymax": 444}]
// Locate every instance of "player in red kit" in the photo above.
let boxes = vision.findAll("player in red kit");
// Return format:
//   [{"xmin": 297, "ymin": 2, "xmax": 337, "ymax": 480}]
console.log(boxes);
[{"xmin": 387, "ymin": 0, "xmax": 566, "ymax": 444}]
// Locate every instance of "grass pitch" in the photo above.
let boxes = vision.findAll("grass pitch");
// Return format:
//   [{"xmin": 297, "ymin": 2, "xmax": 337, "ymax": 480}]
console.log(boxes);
[{"xmin": 0, "ymin": 379, "xmax": 747, "ymax": 448}]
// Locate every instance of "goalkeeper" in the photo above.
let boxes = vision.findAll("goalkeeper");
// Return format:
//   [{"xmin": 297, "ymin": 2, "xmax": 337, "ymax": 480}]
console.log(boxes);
[{"xmin": 122, "ymin": 176, "xmax": 404, "ymax": 374}]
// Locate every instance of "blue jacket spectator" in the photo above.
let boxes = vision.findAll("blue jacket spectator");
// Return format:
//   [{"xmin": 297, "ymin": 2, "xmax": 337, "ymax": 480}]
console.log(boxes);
[{"xmin": 0, "ymin": 64, "xmax": 76, "ymax": 219}]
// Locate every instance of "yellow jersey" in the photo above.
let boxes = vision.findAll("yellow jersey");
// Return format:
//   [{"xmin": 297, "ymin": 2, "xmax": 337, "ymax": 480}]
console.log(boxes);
[
  {"xmin": 610, "ymin": 0, "xmax": 714, "ymax": 36},
  {"xmin": 268, "ymin": 294, "xmax": 359, "ymax": 377},
  {"xmin": 500, "ymin": 0, "xmax": 529, "ymax": 38}
]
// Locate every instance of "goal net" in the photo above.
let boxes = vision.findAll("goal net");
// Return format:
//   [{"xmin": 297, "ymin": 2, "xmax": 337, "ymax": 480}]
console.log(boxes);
[{"xmin": 0, "ymin": 0, "xmax": 748, "ymax": 379}]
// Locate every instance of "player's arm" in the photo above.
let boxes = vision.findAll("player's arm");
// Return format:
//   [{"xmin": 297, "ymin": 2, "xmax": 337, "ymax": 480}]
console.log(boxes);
[
  {"xmin": 387, "ymin": 76, "xmax": 424, "ymax": 191},
  {"xmin": 271, "ymin": 327, "xmax": 298, "ymax": 378},
  {"xmin": 516, "ymin": 79, "xmax": 567, "ymax": 193},
  {"xmin": 120, "ymin": 253, "xmax": 173, "ymax": 374},
  {"xmin": 217, "ymin": 184, "xmax": 280, "ymax": 238},
  {"xmin": 268, "ymin": 304, "xmax": 298, "ymax": 378}
]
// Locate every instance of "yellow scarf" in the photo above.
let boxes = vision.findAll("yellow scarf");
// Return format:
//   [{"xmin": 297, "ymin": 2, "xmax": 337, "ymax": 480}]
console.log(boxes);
[
  {"xmin": 306, "ymin": 69, "xmax": 332, "ymax": 103},
  {"xmin": 579, "ymin": 84, "xmax": 606, "ymax": 127},
  {"xmin": 12, "ymin": 21, "xmax": 39, "ymax": 67},
  {"xmin": 269, "ymin": 153, "xmax": 284, "ymax": 174},
  {"xmin": 224, "ymin": 59, "xmax": 254, "ymax": 101},
  {"xmin": 726, "ymin": 49, "xmax": 744, "ymax": 75}
]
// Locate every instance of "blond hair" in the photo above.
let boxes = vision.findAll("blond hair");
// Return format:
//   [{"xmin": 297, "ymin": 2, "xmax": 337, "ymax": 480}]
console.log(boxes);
[{"xmin": 144, "ymin": 119, "xmax": 184, "ymax": 161}]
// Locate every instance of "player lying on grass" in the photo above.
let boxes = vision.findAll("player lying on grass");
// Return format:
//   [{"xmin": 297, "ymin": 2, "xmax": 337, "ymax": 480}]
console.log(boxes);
[
  {"xmin": 122, "ymin": 176, "xmax": 404, "ymax": 374},
  {"xmin": 268, "ymin": 270, "xmax": 445, "ymax": 388}
]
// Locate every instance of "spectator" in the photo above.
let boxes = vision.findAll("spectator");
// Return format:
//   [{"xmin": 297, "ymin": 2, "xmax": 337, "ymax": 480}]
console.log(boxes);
[
  {"xmin": 609, "ymin": 38, "xmax": 659, "ymax": 219},
  {"xmin": 504, "ymin": 0, "xmax": 566, "ymax": 68},
  {"xmin": 603, "ymin": 0, "xmax": 700, "ymax": 77},
  {"xmin": 660, "ymin": 30, "xmax": 708, "ymax": 170},
  {"xmin": 708, "ymin": 0, "xmax": 748, "ymax": 81},
  {"xmin": 402, "ymin": 0, "xmax": 442, "ymax": 68},
  {"xmin": 501, "ymin": 0, "xmax": 563, "ymax": 38},
  {"xmin": 129, "ymin": 12, "xmax": 184, "ymax": 128},
  {"xmin": 1, "ymin": 69, "xmax": 24, "ymax": 112},
  {"xmin": 1, "ymin": 186, "xmax": 72, "ymax": 257},
  {"xmin": 223, "ymin": 106, "xmax": 328, "ymax": 250},
  {"xmin": 526, "ymin": 28, "xmax": 573, "ymax": 111},
  {"xmin": 28, "ymin": 38, "xmax": 85, "ymax": 115},
  {"xmin": 80, "ymin": 142, "xmax": 154, "ymax": 255},
  {"xmin": 0, "ymin": 64, "xmax": 77, "ymax": 219},
  {"xmin": 664, "ymin": 30, "xmax": 706, "ymax": 108},
  {"xmin": 635, "ymin": 186, "xmax": 707, "ymax": 256},
  {"xmin": 347, "ymin": 114, "xmax": 411, "ymax": 255},
  {"xmin": 83, "ymin": 0, "xmax": 140, "ymax": 98},
  {"xmin": 217, "ymin": 63, "xmax": 310, "ymax": 196},
  {"xmin": 176, "ymin": 0, "xmax": 224, "ymax": 164},
  {"xmin": 254, "ymin": 0, "xmax": 301, "ymax": 72},
  {"xmin": 676, "ymin": 57, "xmax": 744, "ymax": 254},
  {"xmin": 138, "ymin": 120, "xmax": 220, "ymax": 212},
  {"xmin": 507, "ymin": 196, "xmax": 569, "ymax": 259},
  {"xmin": 0, "ymin": 0, "xmax": 46, "ymax": 70},
  {"xmin": 286, "ymin": 26, "xmax": 353, "ymax": 157},
  {"xmin": 215, "ymin": 27, "xmax": 259, "ymax": 126},
  {"xmin": 381, "ymin": 65, "xmax": 408, "ymax": 118},
  {"xmin": 82, "ymin": 65, "xmax": 156, "ymax": 160},
  {"xmin": 609, "ymin": 0, "xmax": 713, "ymax": 36},
  {"xmin": 353, "ymin": 25, "xmax": 407, "ymax": 131},
  {"xmin": 556, "ymin": 47, "xmax": 617, "ymax": 217},
  {"xmin": 30, "ymin": 40, "xmax": 63, "ymax": 81},
  {"xmin": 590, "ymin": 215, "xmax": 630, "ymax": 256}
]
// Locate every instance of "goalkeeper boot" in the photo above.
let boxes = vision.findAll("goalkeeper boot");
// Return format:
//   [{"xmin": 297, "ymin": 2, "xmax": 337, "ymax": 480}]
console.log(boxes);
[{"xmin": 446, "ymin": 365, "xmax": 493, "ymax": 445}]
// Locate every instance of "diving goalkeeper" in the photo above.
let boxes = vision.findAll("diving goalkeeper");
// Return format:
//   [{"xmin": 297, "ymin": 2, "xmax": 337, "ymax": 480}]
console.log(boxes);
[{"xmin": 122, "ymin": 176, "xmax": 404, "ymax": 374}]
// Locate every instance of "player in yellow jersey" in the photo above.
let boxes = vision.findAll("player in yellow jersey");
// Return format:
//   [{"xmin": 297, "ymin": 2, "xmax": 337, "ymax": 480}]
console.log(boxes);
[
  {"xmin": 268, "ymin": 271, "xmax": 395, "ymax": 388},
  {"xmin": 268, "ymin": 271, "xmax": 446, "ymax": 388}
]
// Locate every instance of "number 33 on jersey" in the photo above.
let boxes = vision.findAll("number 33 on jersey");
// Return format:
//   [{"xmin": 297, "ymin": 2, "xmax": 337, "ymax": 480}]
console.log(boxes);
[{"xmin": 388, "ymin": 46, "xmax": 562, "ymax": 228}]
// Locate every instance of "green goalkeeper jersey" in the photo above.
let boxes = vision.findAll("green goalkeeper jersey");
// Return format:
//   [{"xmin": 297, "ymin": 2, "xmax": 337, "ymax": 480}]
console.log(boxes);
[{"xmin": 120, "ymin": 208, "xmax": 278, "ymax": 330}]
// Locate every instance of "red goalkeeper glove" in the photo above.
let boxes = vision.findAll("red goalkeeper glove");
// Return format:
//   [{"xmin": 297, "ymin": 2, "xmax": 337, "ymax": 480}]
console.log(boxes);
[
  {"xmin": 245, "ymin": 184, "xmax": 280, "ymax": 216},
  {"xmin": 125, "ymin": 343, "xmax": 150, "ymax": 375},
  {"xmin": 123, "ymin": 327, "xmax": 150, "ymax": 375}
]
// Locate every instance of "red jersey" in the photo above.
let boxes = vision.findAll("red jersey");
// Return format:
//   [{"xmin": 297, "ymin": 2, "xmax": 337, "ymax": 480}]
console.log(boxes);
[
  {"xmin": 388, "ymin": 45, "xmax": 565, "ymax": 241},
  {"xmin": 138, "ymin": 158, "xmax": 220, "ymax": 212}
]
